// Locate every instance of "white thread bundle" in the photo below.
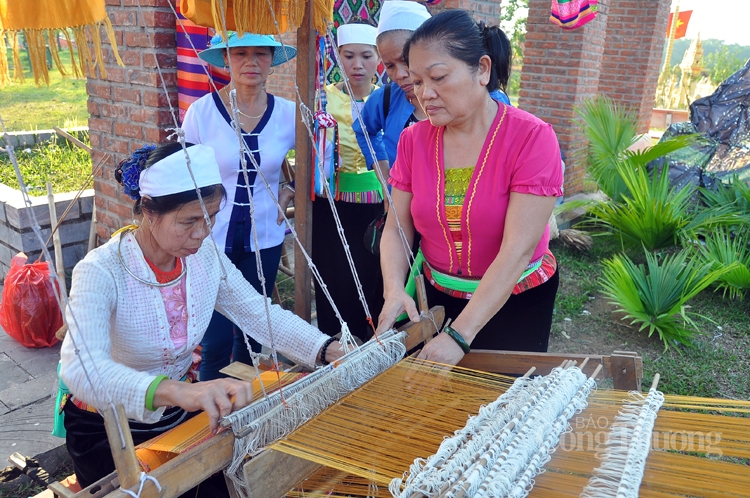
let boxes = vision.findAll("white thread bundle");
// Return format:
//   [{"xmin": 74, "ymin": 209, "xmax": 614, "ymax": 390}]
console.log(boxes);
[
  {"xmin": 580, "ymin": 386, "xmax": 665, "ymax": 498},
  {"xmin": 391, "ymin": 365, "xmax": 596, "ymax": 498},
  {"xmin": 225, "ymin": 330, "xmax": 407, "ymax": 497}
]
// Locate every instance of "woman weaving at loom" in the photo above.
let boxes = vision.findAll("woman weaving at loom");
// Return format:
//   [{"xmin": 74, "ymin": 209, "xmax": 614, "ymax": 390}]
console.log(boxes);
[
  {"xmin": 377, "ymin": 10, "xmax": 563, "ymax": 365},
  {"xmin": 59, "ymin": 143, "xmax": 345, "ymax": 490}
]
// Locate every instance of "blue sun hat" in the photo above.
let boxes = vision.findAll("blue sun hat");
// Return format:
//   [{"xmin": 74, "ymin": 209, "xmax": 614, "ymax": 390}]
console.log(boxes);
[{"xmin": 198, "ymin": 32, "xmax": 297, "ymax": 68}]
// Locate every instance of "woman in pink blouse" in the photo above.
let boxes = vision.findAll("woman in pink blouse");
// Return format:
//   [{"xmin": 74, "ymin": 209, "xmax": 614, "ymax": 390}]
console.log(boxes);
[{"xmin": 377, "ymin": 10, "xmax": 563, "ymax": 366}]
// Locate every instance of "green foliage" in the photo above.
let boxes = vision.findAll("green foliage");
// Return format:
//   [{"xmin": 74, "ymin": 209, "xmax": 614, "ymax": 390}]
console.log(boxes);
[
  {"xmin": 576, "ymin": 96, "xmax": 638, "ymax": 201},
  {"xmin": 0, "ymin": 134, "xmax": 91, "ymax": 194},
  {"xmin": 499, "ymin": 0, "xmax": 528, "ymax": 66},
  {"xmin": 590, "ymin": 165, "xmax": 691, "ymax": 251},
  {"xmin": 670, "ymin": 38, "xmax": 750, "ymax": 74},
  {"xmin": 701, "ymin": 175, "xmax": 750, "ymax": 218},
  {"xmin": 704, "ymin": 45, "xmax": 748, "ymax": 85},
  {"xmin": 693, "ymin": 229, "xmax": 750, "ymax": 300},
  {"xmin": 599, "ymin": 249, "xmax": 734, "ymax": 350}
]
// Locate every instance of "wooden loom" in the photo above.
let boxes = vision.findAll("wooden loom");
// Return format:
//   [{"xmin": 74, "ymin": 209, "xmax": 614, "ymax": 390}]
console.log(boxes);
[{"xmin": 50, "ymin": 286, "xmax": 650, "ymax": 498}]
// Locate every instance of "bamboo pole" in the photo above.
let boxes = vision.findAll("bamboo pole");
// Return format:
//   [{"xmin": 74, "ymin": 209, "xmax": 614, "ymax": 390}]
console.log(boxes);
[
  {"xmin": 292, "ymin": 2, "xmax": 316, "ymax": 321},
  {"xmin": 46, "ymin": 182, "xmax": 67, "ymax": 300}
]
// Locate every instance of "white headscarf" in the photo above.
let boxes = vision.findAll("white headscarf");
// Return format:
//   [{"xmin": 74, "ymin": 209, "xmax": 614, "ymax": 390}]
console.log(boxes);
[
  {"xmin": 139, "ymin": 145, "xmax": 223, "ymax": 198},
  {"xmin": 337, "ymin": 23, "xmax": 378, "ymax": 47},
  {"xmin": 376, "ymin": 1, "xmax": 431, "ymax": 37}
]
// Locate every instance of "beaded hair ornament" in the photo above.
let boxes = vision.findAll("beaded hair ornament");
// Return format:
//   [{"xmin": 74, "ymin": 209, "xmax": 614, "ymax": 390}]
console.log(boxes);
[{"xmin": 114, "ymin": 145, "xmax": 156, "ymax": 201}]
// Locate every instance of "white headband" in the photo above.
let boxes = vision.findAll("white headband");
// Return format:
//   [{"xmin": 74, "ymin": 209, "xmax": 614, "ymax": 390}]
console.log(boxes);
[
  {"xmin": 139, "ymin": 144, "xmax": 223, "ymax": 198},
  {"xmin": 376, "ymin": 1, "xmax": 431, "ymax": 37},
  {"xmin": 337, "ymin": 24, "xmax": 378, "ymax": 47}
]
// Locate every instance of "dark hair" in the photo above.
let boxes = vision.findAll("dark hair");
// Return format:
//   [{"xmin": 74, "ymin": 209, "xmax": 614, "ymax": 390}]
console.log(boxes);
[
  {"xmin": 115, "ymin": 141, "xmax": 226, "ymax": 217},
  {"xmin": 403, "ymin": 10, "xmax": 511, "ymax": 93}
]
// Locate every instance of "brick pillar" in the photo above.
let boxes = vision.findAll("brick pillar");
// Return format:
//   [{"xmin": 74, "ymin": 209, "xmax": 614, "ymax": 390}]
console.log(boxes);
[
  {"xmin": 88, "ymin": 0, "xmax": 178, "ymax": 243},
  {"xmin": 265, "ymin": 32, "xmax": 299, "ymax": 102},
  {"xmin": 430, "ymin": 0, "xmax": 503, "ymax": 26},
  {"xmin": 598, "ymin": 0, "xmax": 671, "ymax": 134},
  {"xmin": 519, "ymin": 0, "xmax": 608, "ymax": 195}
]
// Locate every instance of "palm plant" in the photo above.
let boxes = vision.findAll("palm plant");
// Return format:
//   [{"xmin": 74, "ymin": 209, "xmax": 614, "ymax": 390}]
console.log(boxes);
[
  {"xmin": 693, "ymin": 228, "xmax": 750, "ymax": 299},
  {"xmin": 577, "ymin": 96, "xmax": 638, "ymax": 201},
  {"xmin": 701, "ymin": 175, "xmax": 750, "ymax": 219},
  {"xmin": 599, "ymin": 249, "xmax": 735, "ymax": 350}
]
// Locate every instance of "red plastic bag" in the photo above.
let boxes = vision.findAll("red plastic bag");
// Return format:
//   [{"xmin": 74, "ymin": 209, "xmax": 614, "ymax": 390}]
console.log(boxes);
[{"xmin": 0, "ymin": 253, "xmax": 62, "ymax": 348}]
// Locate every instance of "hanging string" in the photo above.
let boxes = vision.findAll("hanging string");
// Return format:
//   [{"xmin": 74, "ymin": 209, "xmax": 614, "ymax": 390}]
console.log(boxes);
[
  {"xmin": 325, "ymin": 25, "xmax": 415, "ymax": 270},
  {"xmin": 0, "ymin": 115, "xmax": 128, "ymax": 449},
  {"xmin": 134, "ymin": 0, "xmax": 278, "ymax": 398}
]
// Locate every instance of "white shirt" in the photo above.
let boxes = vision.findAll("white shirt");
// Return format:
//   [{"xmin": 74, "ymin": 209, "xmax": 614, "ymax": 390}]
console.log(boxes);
[
  {"xmin": 182, "ymin": 92, "xmax": 295, "ymax": 252},
  {"xmin": 60, "ymin": 233, "xmax": 328, "ymax": 423}
]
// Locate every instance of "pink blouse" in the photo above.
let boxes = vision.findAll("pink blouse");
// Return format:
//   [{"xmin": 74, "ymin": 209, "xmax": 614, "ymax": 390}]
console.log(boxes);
[{"xmin": 389, "ymin": 103, "xmax": 563, "ymax": 277}]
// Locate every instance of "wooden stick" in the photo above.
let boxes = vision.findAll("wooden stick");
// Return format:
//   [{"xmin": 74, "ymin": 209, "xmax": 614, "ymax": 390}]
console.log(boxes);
[
  {"xmin": 46, "ymin": 182, "xmax": 67, "ymax": 300},
  {"xmin": 101, "ymin": 404, "xmax": 140, "ymax": 491},
  {"xmin": 52, "ymin": 126, "xmax": 92, "ymax": 153},
  {"xmin": 88, "ymin": 203, "xmax": 98, "ymax": 252},
  {"xmin": 650, "ymin": 373, "xmax": 661, "ymax": 391}
]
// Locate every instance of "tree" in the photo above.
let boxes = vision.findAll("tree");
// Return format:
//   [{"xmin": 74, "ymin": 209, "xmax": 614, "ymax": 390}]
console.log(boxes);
[{"xmin": 705, "ymin": 46, "xmax": 747, "ymax": 85}]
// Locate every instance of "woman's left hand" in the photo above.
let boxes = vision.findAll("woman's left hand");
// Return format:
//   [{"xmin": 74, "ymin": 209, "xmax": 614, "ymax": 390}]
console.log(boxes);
[
  {"xmin": 276, "ymin": 187, "xmax": 295, "ymax": 225},
  {"xmin": 416, "ymin": 332, "xmax": 466, "ymax": 366},
  {"xmin": 324, "ymin": 341, "xmax": 347, "ymax": 364}
]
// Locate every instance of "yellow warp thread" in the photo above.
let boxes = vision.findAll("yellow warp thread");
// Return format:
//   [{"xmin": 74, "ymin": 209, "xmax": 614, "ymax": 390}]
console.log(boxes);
[
  {"xmin": 272, "ymin": 359, "xmax": 750, "ymax": 497},
  {"xmin": 271, "ymin": 358, "xmax": 517, "ymax": 486}
]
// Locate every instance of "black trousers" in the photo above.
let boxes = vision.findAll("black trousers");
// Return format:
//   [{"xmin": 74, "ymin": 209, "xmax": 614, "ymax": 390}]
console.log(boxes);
[
  {"xmin": 424, "ymin": 269, "xmax": 559, "ymax": 352},
  {"xmin": 63, "ymin": 401, "xmax": 228, "ymax": 496},
  {"xmin": 312, "ymin": 198, "xmax": 385, "ymax": 342}
]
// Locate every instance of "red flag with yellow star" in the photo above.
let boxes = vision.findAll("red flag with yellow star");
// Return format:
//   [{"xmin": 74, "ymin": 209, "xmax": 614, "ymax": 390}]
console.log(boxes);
[{"xmin": 666, "ymin": 10, "xmax": 692, "ymax": 39}]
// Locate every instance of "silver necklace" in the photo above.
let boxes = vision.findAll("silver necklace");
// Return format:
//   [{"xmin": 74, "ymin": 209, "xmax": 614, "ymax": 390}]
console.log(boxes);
[
  {"xmin": 117, "ymin": 231, "xmax": 187, "ymax": 288},
  {"xmin": 224, "ymin": 87, "xmax": 266, "ymax": 119}
]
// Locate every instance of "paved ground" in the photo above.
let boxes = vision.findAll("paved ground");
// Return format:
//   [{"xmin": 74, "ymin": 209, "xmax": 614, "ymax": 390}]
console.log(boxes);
[{"xmin": 0, "ymin": 283, "xmax": 66, "ymax": 475}]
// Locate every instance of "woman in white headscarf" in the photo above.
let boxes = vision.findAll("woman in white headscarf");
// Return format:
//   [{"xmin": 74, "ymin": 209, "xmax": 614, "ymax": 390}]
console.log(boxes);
[
  {"xmin": 59, "ymin": 143, "xmax": 345, "ymax": 490},
  {"xmin": 313, "ymin": 19, "xmax": 384, "ymax": 343}
]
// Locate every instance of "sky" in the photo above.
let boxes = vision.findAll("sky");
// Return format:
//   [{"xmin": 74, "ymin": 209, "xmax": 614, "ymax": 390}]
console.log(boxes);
[{"xmin": 674, "ymin": 0, "xmax": 750, "ymax": 46}]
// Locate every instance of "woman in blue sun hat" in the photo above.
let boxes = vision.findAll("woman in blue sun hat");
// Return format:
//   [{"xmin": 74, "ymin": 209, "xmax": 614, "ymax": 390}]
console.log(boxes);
[{"xmin": 182, "ymin": 32, "xmax": 301, "ymax": 380}]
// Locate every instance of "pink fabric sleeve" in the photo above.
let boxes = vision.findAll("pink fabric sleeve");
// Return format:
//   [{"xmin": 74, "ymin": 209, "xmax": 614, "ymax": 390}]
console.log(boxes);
[
  {"xmin": 387, "ymin": 128, "xmax": 414, "ymax": 193},
  {"xmin": 509, "ymin": 122, "xmax": 564, "ymax": 197}
]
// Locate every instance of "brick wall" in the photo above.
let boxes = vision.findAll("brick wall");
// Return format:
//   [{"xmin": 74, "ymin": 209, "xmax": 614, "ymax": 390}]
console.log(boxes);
[
  {"xmin": 429, "ymin": 0, "xmax": 503, "ymax": 27},
  {"xmin": 597, "ymin": 0, "xmax": 671, "ymax": 134},
  {"xmin": 265, "ymin": 32, "xmax": 299, "ymax": 102},
  {"xmin": 519, "ymin": 0, "xmax": 609, "ymax": 195},
  {"xmin": 88, "ymin": 0, "xmax": 179, "ymax": 242}
]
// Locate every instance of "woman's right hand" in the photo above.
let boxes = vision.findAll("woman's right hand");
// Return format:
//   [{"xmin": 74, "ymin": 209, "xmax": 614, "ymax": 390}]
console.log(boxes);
[
  {"xmin": 376, "ymin": 289, "xmax": 420, "ymax": 334},
  {"xmin": 153, "ymin": 378, "xmax": 254, "ymax": 434}
]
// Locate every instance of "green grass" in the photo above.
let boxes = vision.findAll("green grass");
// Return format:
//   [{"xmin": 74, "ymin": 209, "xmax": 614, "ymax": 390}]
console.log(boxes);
[
  {"xmin": 0, "ymin": 134, "xmax": 92, "ymax": 194},
  {"xmin": 1, "ymin": 47, "xmax": 88, "ymax": 131}
]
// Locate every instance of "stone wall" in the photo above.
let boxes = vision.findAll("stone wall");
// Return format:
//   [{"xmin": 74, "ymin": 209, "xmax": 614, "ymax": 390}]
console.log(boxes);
[{"xmin": 0, "ymin": 184, "xmax": 93, "ymax": 280}]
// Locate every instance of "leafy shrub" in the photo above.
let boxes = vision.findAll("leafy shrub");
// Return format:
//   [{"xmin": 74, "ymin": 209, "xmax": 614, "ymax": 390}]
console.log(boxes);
[
  {"xmin": 693, "ymin": 228, "xmax": 750, "ymax": 300},
  {"xmin": 701, "ymin": 175, "xmax": 750, "ymax": 219},
  {"xmin": 599, "ymin": 249, "xmax": 734, "ymax": 350}
]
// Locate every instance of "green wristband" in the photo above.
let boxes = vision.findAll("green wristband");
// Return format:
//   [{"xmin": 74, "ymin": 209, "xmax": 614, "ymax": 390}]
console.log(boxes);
[
  {"xmin": 145, "ymin": 375, "xmax": 169, "ymax": 412},
  {"xmin": 443, "ymin": 325, "xmax": 471, "ymax": 354}
]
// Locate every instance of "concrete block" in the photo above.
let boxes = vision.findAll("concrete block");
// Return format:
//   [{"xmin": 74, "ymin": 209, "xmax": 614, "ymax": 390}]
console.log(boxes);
[
  {"xmin": 0, "ymin": 202, "xmax": 6, "ymax": 224},
  {"xmin": 20, "ymin": 226, "xmax": 52, "ymax": 253},
  {"xmin": 79, "ymin": 190, "xmax": 95, "ymax": 215},
  {"xmin": 59, "ymin": 220, "xmax": 91, "ymax": 245},
  {"xmin": 0, "ymin": 222, "xmax": 22, "ymax": 250},
  {"xmin": 6, "ymin": 194, "xmax": 81, "ymax": 229},
  {"xmin": 3, "ymin": 342, "xmax": 60, "ymax": 368},
  {"xmin": 0, "ymin": 243, "xmax": 12, "ymax": 270},
  {"xmin": 0, "ymin": 371, "xmax": 57, "ymax": 411}
]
